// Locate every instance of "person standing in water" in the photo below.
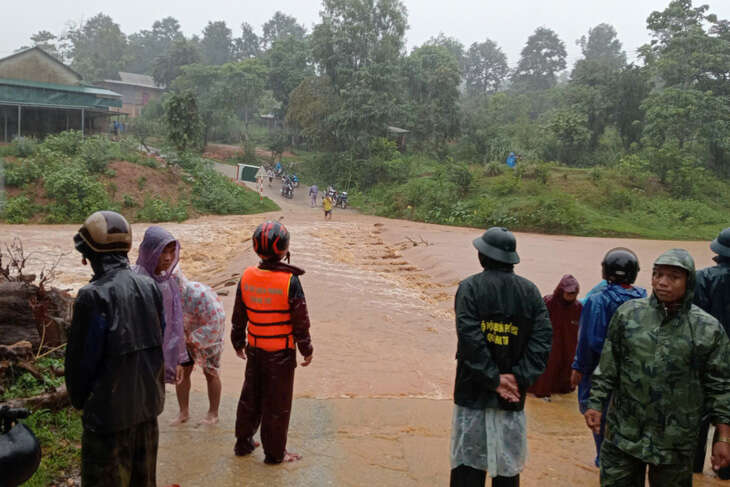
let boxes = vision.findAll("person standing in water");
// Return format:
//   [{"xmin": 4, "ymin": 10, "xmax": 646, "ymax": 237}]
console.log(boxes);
[
  {"xmin": 232, "ymin": 221, "xmax": 314, "ymax": 464},
  {"xmin": 451, "ymin": 227, "xmax": 552, "ymax": 487},
  {"xmin": 134, "ymin": 226, "xmax": 188, "ymax": 423}
]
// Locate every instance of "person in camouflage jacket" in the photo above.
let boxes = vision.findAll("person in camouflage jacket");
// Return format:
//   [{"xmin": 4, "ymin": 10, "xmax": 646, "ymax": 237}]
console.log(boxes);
[{"xmin": 585, "ymin": 248, "xmax": 730, "ymax": 486}]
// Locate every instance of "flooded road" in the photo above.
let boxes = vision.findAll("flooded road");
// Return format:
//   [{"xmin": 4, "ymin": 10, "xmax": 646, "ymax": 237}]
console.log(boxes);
[{"xmin": 1, "ymin": 180, "xmax": 724, "ymax": 485}]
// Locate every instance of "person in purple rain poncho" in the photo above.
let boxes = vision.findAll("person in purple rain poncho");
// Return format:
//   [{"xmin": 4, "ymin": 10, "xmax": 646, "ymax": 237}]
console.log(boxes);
[{"xmin": 134, "ymin": 227, "xmax": 188, "ymax": 423}]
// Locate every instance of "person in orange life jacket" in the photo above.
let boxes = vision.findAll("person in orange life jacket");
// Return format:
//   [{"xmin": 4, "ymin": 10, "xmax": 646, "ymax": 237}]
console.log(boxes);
[{"xmin": 231, "ymin": 221, "xmax": 314, "ymax": 464}]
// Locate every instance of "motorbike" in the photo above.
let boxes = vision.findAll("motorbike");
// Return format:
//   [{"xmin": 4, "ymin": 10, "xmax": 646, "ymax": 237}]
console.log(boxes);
[
  {"xmin": 336, "ymin": 191, "xmax": 348, "ymax": 209},
  {"xmin": 281, "ymin": 181, "xmax": 294, "ymax": 199},
  {"xmin": 0, "ymin": 406, "xmax": 42, "ymax": 487}
]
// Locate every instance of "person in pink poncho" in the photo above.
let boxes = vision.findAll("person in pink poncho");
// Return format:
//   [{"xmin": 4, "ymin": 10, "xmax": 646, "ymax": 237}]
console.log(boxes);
[
  {"xmin": 173, "ymin": 270, "xmax": 226, "ymax": 424},
  {"xmin": 134, "ymin": 226, "xmax": 188, "ymax": 422}
]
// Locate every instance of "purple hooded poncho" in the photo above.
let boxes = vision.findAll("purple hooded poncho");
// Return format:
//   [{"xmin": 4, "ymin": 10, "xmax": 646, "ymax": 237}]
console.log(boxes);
[{"xmin": 134, "ymin": 226, "xmax": 186, "ymax": 384}]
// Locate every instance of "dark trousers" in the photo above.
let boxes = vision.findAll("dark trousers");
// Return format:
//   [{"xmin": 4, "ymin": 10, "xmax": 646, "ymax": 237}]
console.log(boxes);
[
  {"xmin": 600, "ymin": 440, "xmax": 692, "ymax": 486},
  {"xmin": 693, "ymin": 420, "xmax": 730, "ymax": 478},
  {"xmin": 450, "ymin": 465, "xmax": 519, "ymax": 487},
  {"xmin": 81, "ymin": 418, "xmax": 158, "ymax": 487},
  {"xmin": 235, "ymin": 346, "xmax": 296, "ymax": 464}
]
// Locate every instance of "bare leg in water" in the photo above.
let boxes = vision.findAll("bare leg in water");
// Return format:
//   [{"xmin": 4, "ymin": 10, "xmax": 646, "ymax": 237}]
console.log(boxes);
[
  {"xmin": 200, "ymin": 369, "xmax": 222, "ymax": 425},
  {"xmin": 171, "ymin": 365, "xmax": 194, "ymax": 425}
]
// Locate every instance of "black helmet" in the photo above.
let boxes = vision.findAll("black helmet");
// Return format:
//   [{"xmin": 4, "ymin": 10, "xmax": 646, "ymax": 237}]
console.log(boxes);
[
  {"xmin": 710, "ymin": 227, "xmax": 730, "ymax": 258},
  {"xmin": 602, "ymin": 247, "xmax": 639, "ymax": 284},
  {"xmin": 74, "ymin": 211, "xmax": 132, "ymax": 254},
  {"xmin": 473, "ymin": 227, "xmax": 519, "ymax": 264},
  {"xmin": 252, "ymin": 221, "xmax": 289, "ymax": 261}
]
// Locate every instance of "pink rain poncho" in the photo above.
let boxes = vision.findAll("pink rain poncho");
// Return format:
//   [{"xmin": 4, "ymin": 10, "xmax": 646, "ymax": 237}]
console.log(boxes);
[
  {"xmin": 174, "ymin": 270, "xmax": 225, "ymax": 374},
  {"xmin": 134, "ymin": 226, "xmax": 187, "ymax": 384}
]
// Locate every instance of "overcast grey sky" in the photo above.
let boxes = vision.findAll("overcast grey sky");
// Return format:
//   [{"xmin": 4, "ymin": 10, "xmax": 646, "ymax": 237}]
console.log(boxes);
[{"xmin": 3, "ymin": 0, "xmax": 730, "ymax": 69}]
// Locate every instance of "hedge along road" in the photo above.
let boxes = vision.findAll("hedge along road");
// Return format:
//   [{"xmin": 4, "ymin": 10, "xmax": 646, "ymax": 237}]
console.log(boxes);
[{"xmin": 0, "ymin": 174, "xmax": 724, "ymax": 486}]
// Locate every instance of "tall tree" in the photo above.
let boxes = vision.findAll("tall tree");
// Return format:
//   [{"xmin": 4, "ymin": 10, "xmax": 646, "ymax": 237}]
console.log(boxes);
[
  {"xmin": 127, "ymin": 17, "xmax": 183, "ymax": 74},
  {"xmin": 425, "ymin": 33, "xmax": 465, "ymax": 74},
  {"xmin": 640, "ymin": 0, "xmax": 729, "ymax": 94},
  {"xmin": 200, "ymin": 21, "xmax": 234, "ymax": 65},
  {"xmin": 309, "ymin": 0, "xmax": 408, "ymax": 153},
  {"xmin": 266, "ymin": 36, "xmax": 314, "ymax": 117},
  {"xmin": 262, "ymin": 12, "xmax": 307, "ymax": 49},
  {"xmin": 28, "ymin": 31, "xmax": 63, "ymax": 61},
  {"xmin": 511, "ymin": 27, "xmax": 567, "ymax": 91},
  {"xmin": 463, "ymin": 39, "xmax": 509, "ymax": 96},
  {"xmin": 572, "ymin": 23, "xmax": 626, "ymax": 86},
  {"xmin": 152, "ymin": 38, "xmax": 201, "ymax": 87},
  {"xmin": 235, "ymin": 22, "xmax": 261, "ymax": 59},
  {"xmin": 66, "ymin": 13, "xmax": 128, "ymax": 81},
  {"xmin": 405, "ymin": 44, "xmax": 461, "ymax": 144}
]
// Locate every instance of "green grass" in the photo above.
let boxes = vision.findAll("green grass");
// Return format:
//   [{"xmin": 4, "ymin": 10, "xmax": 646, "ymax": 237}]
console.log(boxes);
[
  {"xmin": 306, "ymin": 152, "xmax": 730, "ymax": 241},
  {"xmin": 1, "ymin": 356, "xmax": 82, "ymax": 486},
  {"xmin": 23, "ymin": 408, "xmax": 83, "ymax": 487}
]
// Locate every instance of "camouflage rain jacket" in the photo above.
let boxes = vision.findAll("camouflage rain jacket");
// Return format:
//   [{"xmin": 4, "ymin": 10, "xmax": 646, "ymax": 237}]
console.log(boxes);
[{"xmin": 587, "ymin": 249, "xmax": 730, "ymax": 465}]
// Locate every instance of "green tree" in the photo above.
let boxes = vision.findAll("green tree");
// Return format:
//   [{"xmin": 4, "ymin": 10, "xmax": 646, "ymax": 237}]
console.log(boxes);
[
  {"xmin": 640, "ymin": 0, "xmax": 730, "ymax": 94},
  {"xmin": 511, "ymin": 27, "xmax": 567, "ymax": 91},
  {"xmin": 29, "ymin": 31, "xmax": 63, "ymax": 61},
  {"xmin": 235, "ymin": 22, "xmax": 261, "ymax": 59},
  {"xmin": 173, "ymin": 64, "xmax": 226, "ymax": 146},
  {"xmin": 286, "ymin": 76, "xmax": 337, "ymax": 148},
  {"xmin": 405, "ymin": 44, "xmax": 460, "ymax": 146},
  {"xmin": 221, "ymin": 59, "xmax": 269, "ymax": 128},
  {"xmin": 310, "ymin": 0, "xmax": 409, "ymax": 153},
  {"xmin": 571, "ymin": 23, "xmax": 626, "ymax": 86},
  {"xmin": 266, "ymin": 35, "xmax": 314, "ymax": 117},
  {"xmin": 66, "ymin": 13, "xmax": 128, "ymax": 81},
  {"xmin": 463, "ymin": 39, "xmax": 509, "ymax": 96},
  {"xmin": 608, "ymin": 65, "xmax": 651, "ymax": 150},
  {"xmin": 200, "ymin": 21, "xmax": 234, "ymax": 65},
  {"xmin": 541, "ymin": 108, "xmax": 591, "ymax": 165},
  {"xmin": 152, "ymin": 38, "xmax": 201, "ymax": 87},
  {"xmin": 127, "ymin": 17, "xmax": 183, "ymax": 74},
  {"xmin": 425, "ymin": 33, "xmax": 465, "ymax": 74},
  {"xmin": 262, "ymin": 11, "xmax": 307, "ymax": 49},
  {"xmin": 163, "ymin": 91, "xmax": 203, "ymax": 152}
]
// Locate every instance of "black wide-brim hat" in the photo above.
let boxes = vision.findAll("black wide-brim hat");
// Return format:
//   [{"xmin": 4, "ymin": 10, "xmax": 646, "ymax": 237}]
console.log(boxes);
[
  {"xmin": 711, "ymin": 227, "xmax": 730, "ymax": 257},
  {"xmin": 473, "ymin": 227, "xmax": 520, "ymax": 264}
]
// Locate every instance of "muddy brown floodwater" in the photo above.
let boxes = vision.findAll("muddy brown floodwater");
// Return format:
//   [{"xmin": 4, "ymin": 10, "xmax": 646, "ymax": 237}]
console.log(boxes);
[{"xmin": 1, "ymin": 180, "xmax": 725, "ymax": 486}]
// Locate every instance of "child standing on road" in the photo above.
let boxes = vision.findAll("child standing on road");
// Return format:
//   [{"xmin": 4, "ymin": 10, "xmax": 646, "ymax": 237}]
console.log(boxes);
[
  {"xmin": 173, "ymin": 270, "xmax": 226, "ymax": 425},
  {"xmin": 323, "ymin": 195, "xmax": 333, "ymax": 220},
  {"xmin": 134, "ymin": 227, "xmax": 188, "ymax": 419}
]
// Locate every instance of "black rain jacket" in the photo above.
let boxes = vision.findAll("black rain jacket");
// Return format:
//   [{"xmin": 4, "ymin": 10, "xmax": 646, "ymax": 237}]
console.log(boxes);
[
  {"xmin": 695, "ymin": 257, "xmax": 730, "ymax": 337},
  {"xmin": 454, "ymin": 263, "xmax": 552, "ymax": 411},
  {"xmin": 65, "ymin": 253, "xmax": 165, "ymax": 433}
]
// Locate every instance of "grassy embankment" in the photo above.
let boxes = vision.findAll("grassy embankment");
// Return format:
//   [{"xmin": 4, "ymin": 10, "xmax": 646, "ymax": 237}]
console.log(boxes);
[
  {"xmin": 0, "ymin": 131, "xmax": 278, "ymax": 224},
  {"xmin": 288, "ymin": 149, "xmax": 729, "ymax": 241}
]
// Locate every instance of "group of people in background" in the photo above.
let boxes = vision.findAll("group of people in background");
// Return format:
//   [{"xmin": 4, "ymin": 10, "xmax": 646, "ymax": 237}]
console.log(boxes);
[
  {"xmin": 451, "ymin": 226, "xmax": 730, "ymax": 487},
  {"xmin": 65, "ymin": 212, "xmax": 313, "ymax": 486}
]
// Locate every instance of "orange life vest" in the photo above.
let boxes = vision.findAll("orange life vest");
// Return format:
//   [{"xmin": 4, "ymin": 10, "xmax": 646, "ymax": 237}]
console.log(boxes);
[{"xmin": 240, "ymin": 267, "xmax": 294, "ymax": 351}]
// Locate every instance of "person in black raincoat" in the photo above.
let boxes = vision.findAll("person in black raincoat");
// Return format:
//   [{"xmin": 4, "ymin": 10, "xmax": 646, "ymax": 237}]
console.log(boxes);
[
  {"xmin": 231, "ymin": 221, "xmax": 314, "ymax": 464},
  {"xmin": 65, "ymin": 211, "xmax": 166, "ymax": 487},
  {"xmin": 451, "ymin": 227, "xmax": 552, "ymax": 487},
  {"xmin": 694, "ymin": 227, "xmax": 730, "ymax": 477}
]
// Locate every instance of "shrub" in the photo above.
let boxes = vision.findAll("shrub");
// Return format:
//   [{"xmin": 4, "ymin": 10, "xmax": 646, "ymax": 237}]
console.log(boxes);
[
  {"xmin": 447, "ymin": 163, "xmax": 473, "ymax": 196},
  {"xmin": 484, "ymin": 161, "xmax": 504, "ymax": 177},
  {"xmin": 41, "ymin": 131, "xmax": 83, "ymax": 156},
  {"xmin": 491, "ymin": 174, "xmax": 520, "ymax": 196},
  {"xmin": 122, "ymin": 194, "xmax": 137, "ymax": 208},
  {"xmin": 137, "ymin": 176, "xmax": 147, "ymax": 190},
  {"xmin": 11, "ymin": 137, "xmax": 39, "ymax": 157},
  {"xmin": 517, "ymin": 163, "xmax": 549, "ymax": 184},
  {"xmin": 78, "ymin": 136, "xmax": 114, "ymax": 173},
  {"xmin": 136, "ymin": 197, "xmax": 188, "ymax": 222},
  {"xmin": 43, "ymin": 163, "xmax": 115, "ymax": 223},
  {"xmin": 1, "ymin": 195, "xmax": 36, "ymax": 223},
  {"xmin": 192, "ymin": 167, "xmax": 277, "ymax": 214},
  {"xmin": 3, "ymin": 159, "xmax": 42, "ymax": 186}
]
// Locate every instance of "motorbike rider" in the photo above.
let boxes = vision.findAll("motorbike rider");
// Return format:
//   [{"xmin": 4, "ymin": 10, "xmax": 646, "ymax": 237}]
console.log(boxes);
[
  {"xmin": 232, "ymin": 221, "xmax": 314, "ymax": 464},
  {"xmin": 66, "ymin": 211, "xmax": 166, "ymax": 486}
]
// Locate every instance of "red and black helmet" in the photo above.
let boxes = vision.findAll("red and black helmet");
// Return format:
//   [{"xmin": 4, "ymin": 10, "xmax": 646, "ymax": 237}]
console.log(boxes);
[{"xmin": 252, "ymin": 221, "xmax": 290, "ymax": 261}]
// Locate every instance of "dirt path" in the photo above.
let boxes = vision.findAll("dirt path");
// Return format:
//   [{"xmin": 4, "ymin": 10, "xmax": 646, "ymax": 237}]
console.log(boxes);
[{"xmin": 2, "ymin": 179, "xmax": 724, "ymax": 486}]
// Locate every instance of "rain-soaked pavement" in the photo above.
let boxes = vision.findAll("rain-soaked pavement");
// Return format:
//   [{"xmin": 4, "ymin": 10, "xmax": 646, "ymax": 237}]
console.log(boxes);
[{"xmin": 2, "ymin": 177, "xmax": 726, "ymax": 486}]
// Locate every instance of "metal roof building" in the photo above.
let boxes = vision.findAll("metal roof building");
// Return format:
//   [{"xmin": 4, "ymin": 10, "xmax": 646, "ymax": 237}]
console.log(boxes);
[{"xmin": 0, "ymin": 47, "xmax": 122, "ymax": 141}]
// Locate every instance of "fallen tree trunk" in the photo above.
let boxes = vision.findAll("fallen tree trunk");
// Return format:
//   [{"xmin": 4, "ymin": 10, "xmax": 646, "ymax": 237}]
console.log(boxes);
[
  {"xmin": 4, "ymin": 385, "xmax": 70, "ymax": 411},
  {"xmin": 0, "ymin": 282, "xmax": 73, "ymax": 350}
]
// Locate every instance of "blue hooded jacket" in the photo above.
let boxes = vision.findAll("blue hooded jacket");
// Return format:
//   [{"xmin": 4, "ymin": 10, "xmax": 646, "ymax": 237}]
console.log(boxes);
[{"xmin": 572, "ymin": 282, "xmax": 646, "ymax": 407}]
